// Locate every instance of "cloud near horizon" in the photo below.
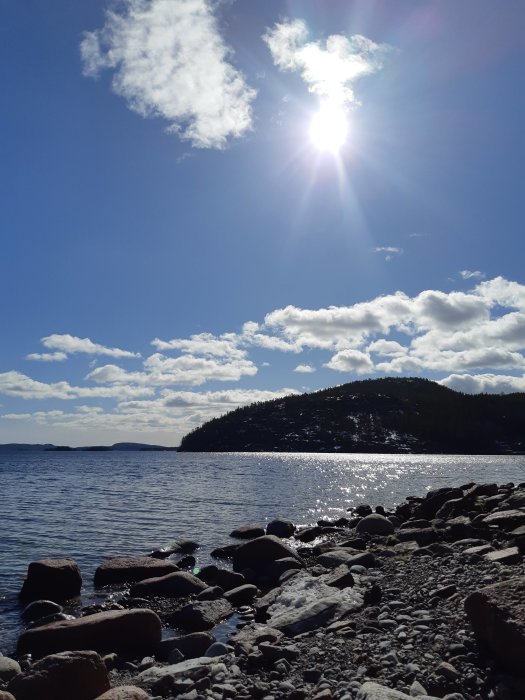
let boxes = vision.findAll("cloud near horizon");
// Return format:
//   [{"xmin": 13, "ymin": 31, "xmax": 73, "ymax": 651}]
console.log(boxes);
[
  {"xmin": 80, "ymin": 0, "xmax": 256, "ymax": 149},
  {"xmin": 3, "ymin": 277, "xmax": 525, "ymax": 441}
]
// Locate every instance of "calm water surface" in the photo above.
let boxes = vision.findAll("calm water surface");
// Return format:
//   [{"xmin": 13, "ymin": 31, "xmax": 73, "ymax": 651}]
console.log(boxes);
[{"xmin": 1, "ymin": 451, "xmax": 524, "ymax": 651}]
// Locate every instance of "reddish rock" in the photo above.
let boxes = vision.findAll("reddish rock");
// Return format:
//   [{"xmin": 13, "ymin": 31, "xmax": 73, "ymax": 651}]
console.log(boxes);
[
  {"xmin": 94, "ymin": 557, "xmax": 178, "ymax": 586},
  {"xmin": 230, "ymin": 524, "xmax": 265, "ymax": 539},
  {"xmin": 130, "ymin": 571, "xmax": 207, "ymax": 597},
  {"xmin": 17, "ymin": 608, "xmax": 161, "ymax": 658},
  {"xmin": 464, "ymin": 576, "xmax": 525, "ymax": 676},
  {"xmin": 7, "ymin": 650, "xmax": 109, "ymax": 700},
  {"xmin": 232, "ymin": 535, "xmax": 303, "ymax": 574},
  {"xmin": 19, "ymin": 559, "xmax": 82, "ymax": 602}
]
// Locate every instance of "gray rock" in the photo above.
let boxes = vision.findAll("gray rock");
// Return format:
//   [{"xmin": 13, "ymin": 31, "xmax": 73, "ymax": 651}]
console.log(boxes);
[
  {"xmin": 95, "ymin": 687, "xmax": 151, "ymax": 700},
  {"xmin": 230, "ymin": 623, "xmax": 283, "ymax": 655},
  {"xmin": 484, "ymin": 547, "xmax": 522, "ymax": 565},
  {"xmin": 482, "ymin": 509, "xmax": 525, "ymax": 530},
  {"xmin": 464, "ymin": 576, "xmax": 525, "ymax": 676},
  {"xmin": 205, "ymin": 642, "xmax": 233, "ymax": 657},
  {"xmin": 156, "ymin": 632, "xmax": 215, "ymax": 661},
  {"xmin": 7, "ymin": 650, "xmax": 109, "ymax": 700},
  {"xmin": 357, "ymin": 681, "xmax": 439, "ymax": 699},
  {"xmin": 168, "ymin": 599, "xmax": 233, "ymax": 631},
  {"xmin": 0, "ymin": 657, "xmax": 21, "ymax": 683}
]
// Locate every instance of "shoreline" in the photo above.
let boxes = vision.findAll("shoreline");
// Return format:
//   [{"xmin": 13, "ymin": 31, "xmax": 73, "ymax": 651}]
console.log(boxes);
[{"xmin": 2, "ymin": 480, "xmax": 525, "ymax": 699}]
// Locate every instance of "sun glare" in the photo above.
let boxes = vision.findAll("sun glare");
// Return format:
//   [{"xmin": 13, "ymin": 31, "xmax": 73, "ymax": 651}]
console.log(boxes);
[{"xmin": 310, "ymin": 103, "xmax": 348, "ymax": 153}]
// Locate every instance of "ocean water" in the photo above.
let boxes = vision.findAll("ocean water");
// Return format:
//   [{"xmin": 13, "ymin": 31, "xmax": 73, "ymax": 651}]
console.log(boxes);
[{"xmin": 1, "ymin": 450, "xmax": 524, "ymax": 653}]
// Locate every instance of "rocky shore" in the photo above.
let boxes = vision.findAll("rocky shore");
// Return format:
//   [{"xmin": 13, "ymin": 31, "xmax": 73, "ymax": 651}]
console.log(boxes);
[{"xmin": 2, "ymin": 481, "xmax": 525, "ymax": 700}]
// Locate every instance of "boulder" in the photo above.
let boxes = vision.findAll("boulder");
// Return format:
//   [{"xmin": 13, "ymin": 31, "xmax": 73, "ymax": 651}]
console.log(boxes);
[
  {"xmin": 21, "ymin": 599, "xmax": 63, "ymax": 623},
  {"xmin": 156, "ymin": 632, "xmax": 215, "ymax": 661},
  {"xmin": 397, "ymin": 528, "xmax": 437, "ymax": 546},
  {"xmin": 232, "ymin": 535, "xmax": 303, "ymax": 574},
  {"xmin": 230, "ymin": 623, "xmax": 283, "ymax": 656},
  {"xmin": 130, "ymin": 571, "xmax": 207, "ymax": 597},
  {"xmin": 355, "ymin": 514, "xmax": 394, "ymax": 536},
  {"xmin": 94, "ymin": 557, "xmax": 178, "ymax": 586},
  {"xmin": 506, "ymin": 490, "xmax": 525, "ymax": 509},
  {"xmin": 230, "ymin": 524, "xmax": 265, "ymax": 539},
  {"xmin": 415, "ymin": 487, "xmax": 464, "ymax": 519},
  {"xmin": 0, "ymin": 693, "xmax": 16, "ymax": 700},
  {"xmin": 484, "ymin": 547, "xmax": 522, "ymax": 565},
  {"xmin": 168, "ymin": 599, "xmax": 233, "ymax": 631},
  {"xmin": 138, "ymin": 657, "xmax": 226, "ymax": 691},
  {"xmin": 17, "ymin": 608, "xmax": 161, "ymax": 658},
  {"xmin": 0, "ymin": 657, "xmax": 21, "ymax": 683},
  {"xmin": 482, "ymin": 509, "xmax": 525, "ymax": 530},
  {"xmin": 19, "ymin": 559, "xmax": 82, "ymax": 602},
  {"xmin": 224, "ymin": 584, "xmax": 258, "ymax": 606},
  {"xmin": 356, "ymin": 681, "xmax": 439, "ymax": 699},
  {"xmin": 7, "ymin": 650, "xmax": 109, "ymax": 700},
  {"xmin": 266, "ymin": 518, "xmax": 295, "ymax": 538},
  {"xmin": 95, "ymin": 687, "xmax": 151, "ymax": 700},
  {"xmin": 464, "ymin": 576, "xmax": 525, "ymax": 676}
]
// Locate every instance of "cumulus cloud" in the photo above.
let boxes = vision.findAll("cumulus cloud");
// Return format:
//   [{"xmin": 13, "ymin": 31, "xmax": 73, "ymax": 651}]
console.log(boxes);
[
  {"xmin": 152, "ymin": 332, "xmax": 245, "ymax": 359},
  {"xmin": 41, "ymin": 334, "xmax": 140, "ymax": 358},
  {"xmin": 374, "ymin": 246, "xmax": 403, "ymax": 261},
  {"xmin": 80, "ymin": 0, "xmax": 255, "ymax": 149},
  {"xmin": 325, "ymin": 349, "xmax": 374, "ymax": 374},
  {"xmin": 263, "ymin": 19, "xmax": 388, "ymax": 109},
  {"xmin": 439, "ymin": 373, "xmax": 525, "ymax": 394},
  {"xmin": 0, "ymin": 371, "xmax": 153, "ymax": 400},
  {"xmin": 293, "ymin": 364, "xmax": 316, "ymax": 373},
  {"xmin": 87, "ymin": 353, "xmax": 257, "ymax": 388}
]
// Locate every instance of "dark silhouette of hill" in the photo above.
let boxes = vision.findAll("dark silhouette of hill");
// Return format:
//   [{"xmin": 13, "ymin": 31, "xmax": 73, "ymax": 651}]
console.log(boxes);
[{"xmin": 179, "ymin": 377, "xmax": 525, "ymax": 454}]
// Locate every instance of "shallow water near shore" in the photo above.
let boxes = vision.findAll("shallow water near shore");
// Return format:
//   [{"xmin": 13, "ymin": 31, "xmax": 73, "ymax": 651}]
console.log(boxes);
[{"xmin": 1, "ymin": 450, "xmax": 524, "ymax": 653}]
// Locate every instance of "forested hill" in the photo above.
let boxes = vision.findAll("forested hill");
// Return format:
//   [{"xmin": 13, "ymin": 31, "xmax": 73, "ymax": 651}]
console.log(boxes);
[{"xmin": 179, "ymin": 378, "xmax": 525, "ymax": 454}]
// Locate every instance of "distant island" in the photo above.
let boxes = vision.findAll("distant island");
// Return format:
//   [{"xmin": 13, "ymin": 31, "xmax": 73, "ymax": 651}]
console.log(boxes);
[
  {"xmin": 179, "ymin": 377, "xmax": 525, "ymax": 454},
  {"xmin": 0, "ymin": 442, "xmax": 178, "ymax": 452}
]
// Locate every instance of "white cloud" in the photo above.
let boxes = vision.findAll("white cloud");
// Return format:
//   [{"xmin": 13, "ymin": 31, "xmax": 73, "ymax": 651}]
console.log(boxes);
[
  {"xmin": 367, "ymin": 340, "xmax": 407, "ymax": 357},
  {"xmin": 460, "ymin": 270, "xmax": 485, "ymax": 280},
  {"xmin": 87, "ymin": 353, "xmax": 257, "ymax": 388},
  {"xmin": 263, "ymin": 19, "xmax": 388, "ymax": 109},
  {"xmin": 325, "ymin": 349, "xmax": 374, "ymax": 374},
  {"xmin": 41, "ymin": 334, "xmax": 140, "ymax": 358},
  {"xmin": 152, "ymin": 332, "xmax": 245, "ymax": 359},
  {"xmin": 374, "ymin": 246, "xmax": 403, "ymax": 254},
  {"xmin": 26, "ymin": 352, "xmax": 68, "ymax": 362},
  {"xmin": 293, "ymin": 364, "xmax": 316, "ymax": 373},
  {"xmin": 81, "ymin": 0, "xmax": 255, "ymax": 149},
  {"xmin": 439, "ymin": 373, "xmax": 525, "ymax": 394},
  {"xmin": 0, "ymin": 371, "xmax": 153, "ymax": 400}
]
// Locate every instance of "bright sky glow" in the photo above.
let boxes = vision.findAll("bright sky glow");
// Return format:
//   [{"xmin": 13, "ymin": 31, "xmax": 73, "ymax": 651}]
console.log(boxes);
[
  {"xmin": 310, "ymin": 103, "xmax": 348, "ymax": 153},
  {"xmin": 0, "ymin": 1, "xmax": 523, "ymax": 445}
]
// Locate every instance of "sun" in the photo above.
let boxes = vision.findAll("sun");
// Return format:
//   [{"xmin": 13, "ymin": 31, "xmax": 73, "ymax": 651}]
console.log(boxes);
[{"xmin": 310, "ymin": 103, "xmax": 348, "ymax": 153}]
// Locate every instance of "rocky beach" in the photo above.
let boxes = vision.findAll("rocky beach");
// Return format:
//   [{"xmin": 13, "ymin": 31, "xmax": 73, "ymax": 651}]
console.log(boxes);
[{"xmin": 2, "ymin": 480, "xmax": 525, "ymax": 700}]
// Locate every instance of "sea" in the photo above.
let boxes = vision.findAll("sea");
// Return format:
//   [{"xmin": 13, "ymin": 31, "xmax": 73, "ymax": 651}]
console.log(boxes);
[{"xmin": 1, "ymin": 450, "xmax": 524, "ymax": 653}]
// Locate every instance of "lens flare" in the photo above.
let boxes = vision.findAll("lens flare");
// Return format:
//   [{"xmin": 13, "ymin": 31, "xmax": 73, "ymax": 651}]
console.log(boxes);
[{"xmin": 310, "ymin": 103, "xmax": 348, "ymax": 152}]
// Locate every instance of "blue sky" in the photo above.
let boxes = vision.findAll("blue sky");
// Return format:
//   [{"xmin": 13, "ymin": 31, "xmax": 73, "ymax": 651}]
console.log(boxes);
[{"xmin": 1, "ymin": 0, "xmax": 524, "ymax": 445}]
